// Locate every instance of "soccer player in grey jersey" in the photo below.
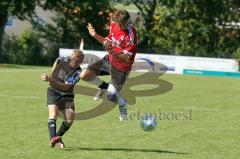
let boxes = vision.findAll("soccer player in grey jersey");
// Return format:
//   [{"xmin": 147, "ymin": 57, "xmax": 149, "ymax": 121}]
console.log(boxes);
[{"xmin": 41, "ymin": 49, "xmax": 84, "ymax": 148}]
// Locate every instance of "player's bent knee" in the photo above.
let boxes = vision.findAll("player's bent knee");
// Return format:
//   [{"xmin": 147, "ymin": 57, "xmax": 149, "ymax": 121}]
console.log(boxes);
[
  {"xmin": 48, "ymin": 104, "xmax": 58, "ymax": 119},
  {"xmin": 79, "ymin": 71, "xmax": 87, "ymax": 80},
  {"xmin": 48, "ymin": 113, "xmax": 58, "ymax": 119},
  {"xmin": 107, "ymin": 93, "xmax": 117, "ymax": 102}
]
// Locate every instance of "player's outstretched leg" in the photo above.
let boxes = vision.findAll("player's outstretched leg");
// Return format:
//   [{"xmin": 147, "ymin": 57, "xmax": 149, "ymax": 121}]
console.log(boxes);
[
  {"xmin": 55, "ymin": 121, "xmax": 72, "ymax": 148},
  {"xmin": 80, "ymin": 69, "xmax": 109, "ymax": 101},
  {"xmin": 118, "ymin": 95, "xmax": 128, "ymax": 122},
  {"xmin": 107, "ymin": 83, "xmax": 128, "ymax": 121},
  {"xmin": 55, "ymin": 106, "xmax": 74, "ymax": 148},
  {"xmin": 48, "ymin": 105, "xmax": 60, "ymax": 147}
]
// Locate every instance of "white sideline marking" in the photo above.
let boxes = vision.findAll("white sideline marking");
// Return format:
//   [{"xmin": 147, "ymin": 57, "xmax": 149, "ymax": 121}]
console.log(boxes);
[
  {"xmin": 0, "ymin": 69, "xmax": 46, "ymax": 73},
  {"xmin": 0, "ymin": 94, "xmax": 40, "ymax": 100}
]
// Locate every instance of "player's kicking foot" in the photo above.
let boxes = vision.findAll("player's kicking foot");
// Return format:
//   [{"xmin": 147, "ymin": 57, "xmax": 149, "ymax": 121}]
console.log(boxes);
[
  {"xmin": 49, "ymin": 136, "xmax": 61, "ymax": 148},
  {"xmin": 119, "ymin": 103, "xmax": 128, "ymax": 122},
  {"xmin": 56, "ymin": 139, "xmax": 65, "ymax": 149},
  {"xmin": 93, "ymin": 88, "xmax": 106, "ymax": 101}
]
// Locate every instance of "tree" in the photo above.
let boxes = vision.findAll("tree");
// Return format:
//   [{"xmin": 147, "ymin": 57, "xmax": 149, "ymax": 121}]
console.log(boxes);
[
  {"xmin": 127, "ymin": 0, "xmax": 240, "ymax": 57},
  {"xmin": 0, "ymin": 0, "xmax": 38, "ymax": 62},
  {"xmin": 2, "ymin": 28, "xmax": 44, "ymax": 65},
  {"xmin": 155, "ymin": 0, "xmax": 240, "ymax": 57},
  {"xmin": 16, "ymin": 29, "xmax": 44, "ymax": 65},
  {"xmin": 33, "ymin": 0, "xmax": 114, "ymax": 64},
  {"xmin": 131, "ymin": 0, "xmax": 158, "ymax": 52}
]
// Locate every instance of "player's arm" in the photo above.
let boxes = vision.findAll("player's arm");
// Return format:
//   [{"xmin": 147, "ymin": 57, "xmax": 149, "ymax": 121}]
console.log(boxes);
[
  {"xmin": 41, "ymin": 59, "xmax": 58, "ymax": 83},
  {"xmin": 105, "ymin": 39, "xmax": 136, "ymax": 63},
  {"xmin": 41, "ymin": 74, "xmax": 74, "ymax": 92},
  {"xmin": 109, "ymin": 51, "xmax": 132, "ymax": 63},
  {"xmin": 49, "ymin": 59, "xmax": 58, "ymax": 77},
  {"xmin": 41, "ymin": 59, "xmax": 74, "ymax": 92},
  {"xmin": 87, "ymin": 23, "xmax": 106, "ymax": 44}
]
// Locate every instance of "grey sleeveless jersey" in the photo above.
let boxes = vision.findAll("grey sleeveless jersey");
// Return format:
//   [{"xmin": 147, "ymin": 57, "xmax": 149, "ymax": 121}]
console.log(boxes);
[{"xmin": 50, "ymin": 57, "xmax": 81, "ymax": 92}]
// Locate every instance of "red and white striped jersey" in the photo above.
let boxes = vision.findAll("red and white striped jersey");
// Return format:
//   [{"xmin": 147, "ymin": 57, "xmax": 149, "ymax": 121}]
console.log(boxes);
[{"xmin": 106, "ymin": 22, "xmax": 138, "ymax": 72}]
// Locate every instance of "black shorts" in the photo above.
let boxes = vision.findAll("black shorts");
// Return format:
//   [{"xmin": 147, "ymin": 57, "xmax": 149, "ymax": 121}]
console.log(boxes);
[
  {"xmin": 87, "ymin": 56, "xmax": 129, "ymax": 92},
  {"xmin": 47, "ymin": 87, "xmax": 75, "ymax": 110}
]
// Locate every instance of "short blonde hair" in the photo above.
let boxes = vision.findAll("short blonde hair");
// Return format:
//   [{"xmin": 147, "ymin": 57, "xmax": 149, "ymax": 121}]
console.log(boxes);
[{"xmin": 72, "ymin": 49, "xmax": 84, "ymax": 57}]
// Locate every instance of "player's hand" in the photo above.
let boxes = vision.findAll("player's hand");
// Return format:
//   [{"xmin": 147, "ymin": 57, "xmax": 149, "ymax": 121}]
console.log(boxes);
[
  {"xmin": 41, "ymin": 74, "xmax": 50, "ymax": 82},
  {"xmin": 66, "ymin": 77, "xmax": 79, "ymax": 85},
  {"xmin": 65, "ymin": 71, "xmax": 80, "ymax": 85},
  {"xmin": 87, "ymin": 23, "xmax": 97, "ymax": 37},
  {"xmin": 66, "ymin": 77, "xmax": 76, "ymax": 85},
  {"xmin": 103, "ymin": 39, "xmax": 113, "ymax": 52}
]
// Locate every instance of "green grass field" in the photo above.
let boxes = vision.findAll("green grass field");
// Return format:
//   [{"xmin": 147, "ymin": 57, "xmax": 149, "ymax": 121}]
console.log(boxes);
[{"xmin": 0, "ymin": 65, "xmax": 239, "ymax": 159}]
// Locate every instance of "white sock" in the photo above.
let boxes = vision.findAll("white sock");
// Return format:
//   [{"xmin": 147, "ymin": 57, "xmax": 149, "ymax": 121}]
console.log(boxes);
[
  {"xmin": 108, "ymin": 83, "xmax": 118, "ymax": 94},
  {"xmin": 108, "ymin": 84, "xmax": 127, "ymax": 106}
]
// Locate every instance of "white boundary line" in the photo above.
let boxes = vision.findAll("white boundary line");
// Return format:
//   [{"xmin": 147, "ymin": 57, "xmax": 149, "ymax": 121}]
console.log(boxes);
[
  {"xmin": 0, "ymin": 69, "xmax": 45, "ymax": 73},
  {"xmin": 0, "ymin": 94, "xmax": 40, "ymax": 99}
]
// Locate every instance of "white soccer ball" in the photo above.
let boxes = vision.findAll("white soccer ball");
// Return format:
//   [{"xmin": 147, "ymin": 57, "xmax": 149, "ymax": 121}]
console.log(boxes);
[{"xmin": 140, "ymin": 114, "xmax": 157, "ymax": 132}]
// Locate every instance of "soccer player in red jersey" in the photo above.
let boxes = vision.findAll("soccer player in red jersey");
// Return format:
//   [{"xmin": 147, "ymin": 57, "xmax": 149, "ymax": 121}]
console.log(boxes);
[{"xmin": 80, "ymin": 10, "xmax": 138, "ymax": 121}]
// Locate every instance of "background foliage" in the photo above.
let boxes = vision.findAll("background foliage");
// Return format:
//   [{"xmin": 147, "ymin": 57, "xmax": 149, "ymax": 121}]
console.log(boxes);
[{"xmin": 1, "ymin": 0, "xmax": 240, "ymax": 65}]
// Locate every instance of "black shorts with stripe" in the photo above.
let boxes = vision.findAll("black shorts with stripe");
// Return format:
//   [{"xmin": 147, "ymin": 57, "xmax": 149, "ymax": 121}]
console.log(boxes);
[{"xmin": 47, "ymin": 87, "xmax": 75, "ymax": 110}]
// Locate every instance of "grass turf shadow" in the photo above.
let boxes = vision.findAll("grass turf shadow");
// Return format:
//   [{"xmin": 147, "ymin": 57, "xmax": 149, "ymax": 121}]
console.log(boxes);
[{"xmin": 61, "ymin": 146, "xmax": 189, "ymax": 155}]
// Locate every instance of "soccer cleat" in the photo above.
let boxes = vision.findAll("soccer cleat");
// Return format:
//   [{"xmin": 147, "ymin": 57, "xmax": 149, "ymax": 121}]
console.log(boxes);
[
  {"xmin": 56, "ymin": 139, "xmax": 65, "ymax": 149},
  {"xmin": 49, "ymin": 136, "xmax": 61, "ymax": 148},
  {"xmin": 119, "ymin": 103, "xmax": 128, "ymax": 122},
  {"xmin": 93, "ymin": 88, "xmax": 106, "ymax": 101}
]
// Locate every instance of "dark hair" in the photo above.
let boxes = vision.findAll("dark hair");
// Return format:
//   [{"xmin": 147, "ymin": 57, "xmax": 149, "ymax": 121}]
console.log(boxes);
[{"xmin": 112, "ymin": 10, "xmax": 130, "ymax": 25}]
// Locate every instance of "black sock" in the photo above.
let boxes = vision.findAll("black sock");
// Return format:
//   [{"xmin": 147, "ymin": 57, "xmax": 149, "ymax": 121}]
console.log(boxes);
[
  {"xmin": 48, "ymin": 119, "xmax": 56, "ymax": 140},
  {"xmin": 56, "ymin": 121, "xmax": 71, "ymax": 137},
  {"xmin": 98, "ymin": 81, "xmax": 109, "ymax": 89}
]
